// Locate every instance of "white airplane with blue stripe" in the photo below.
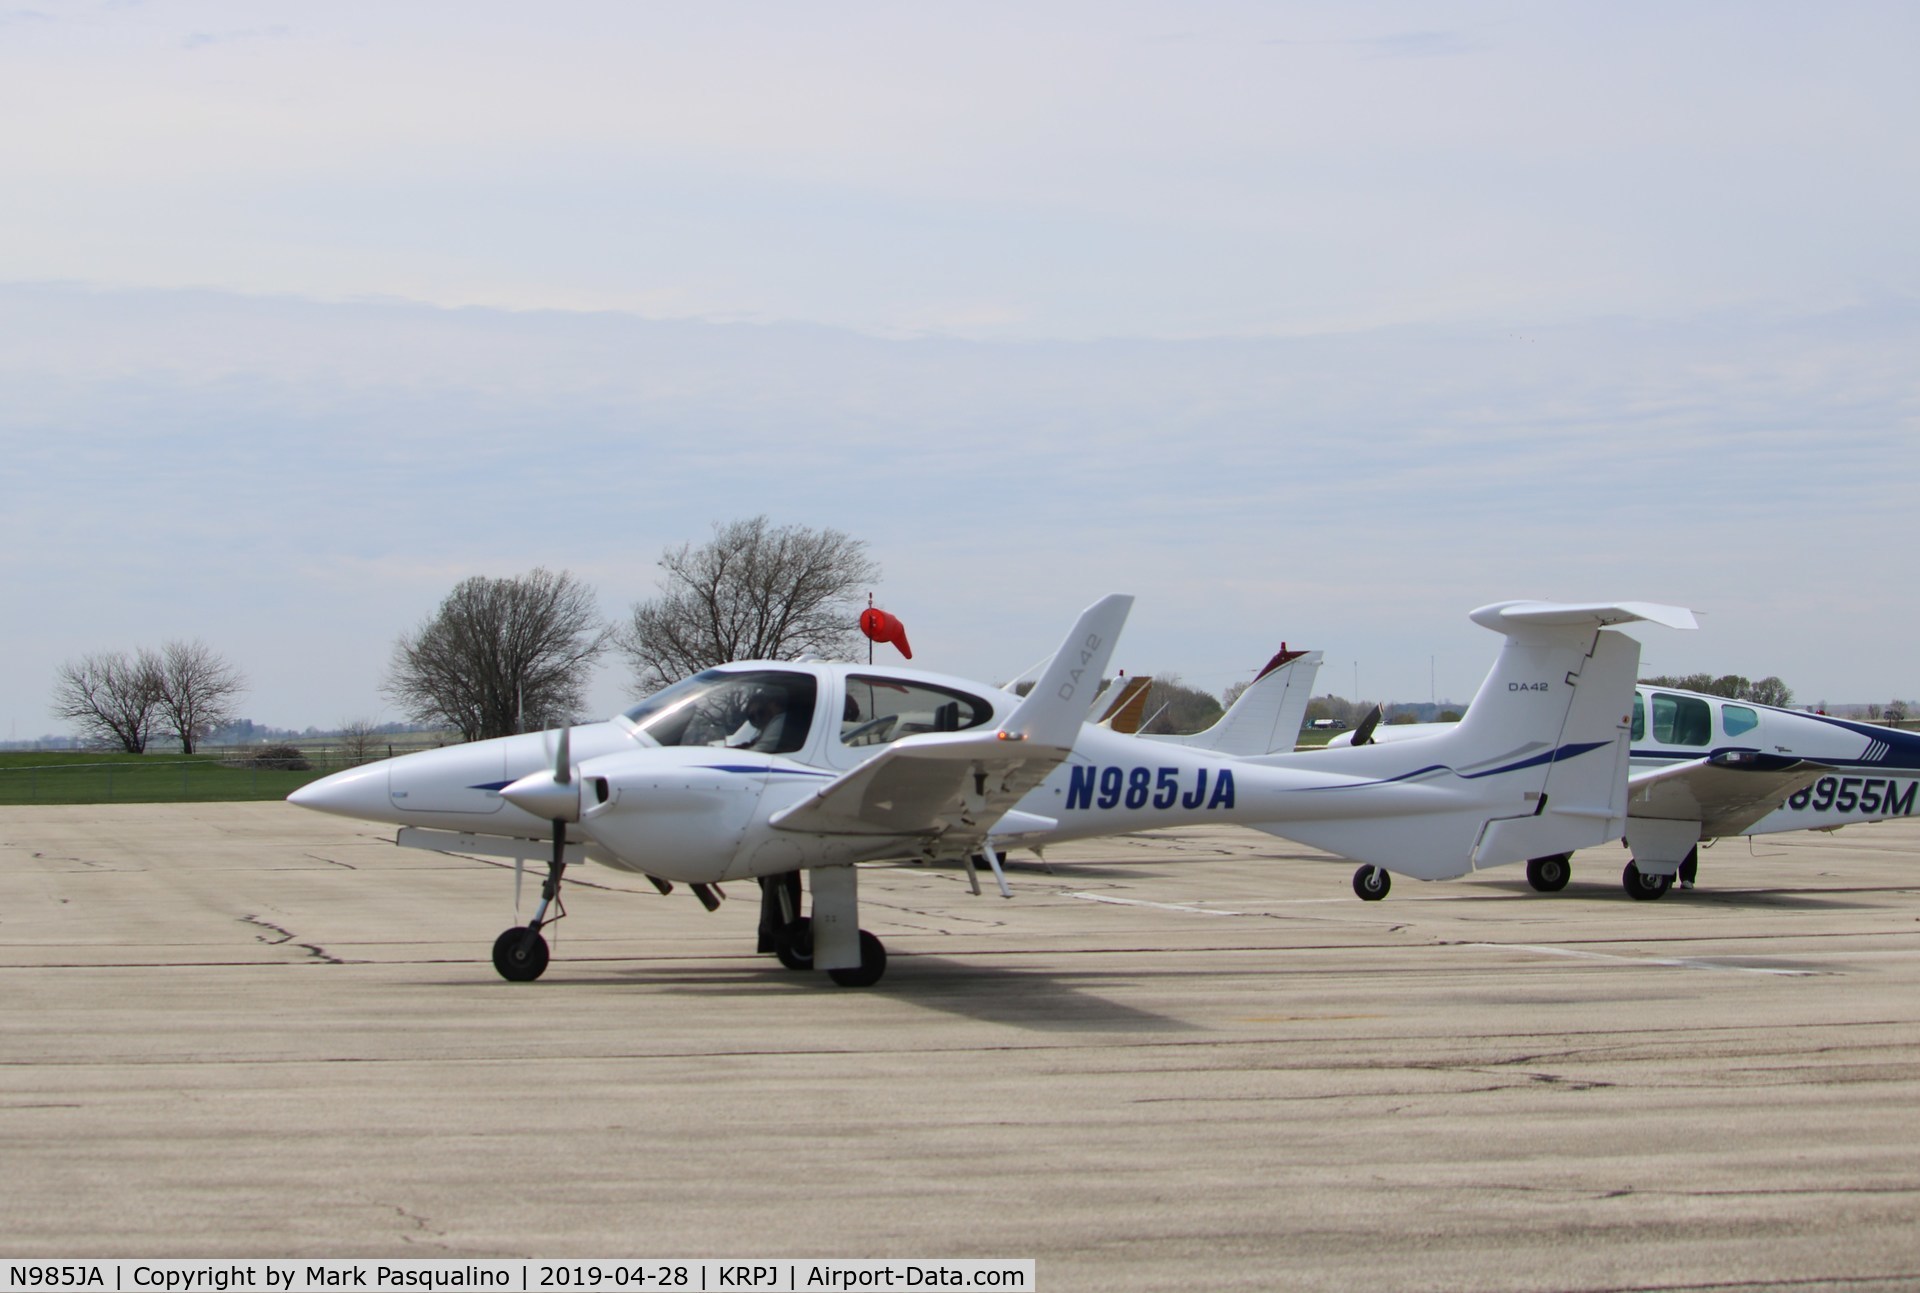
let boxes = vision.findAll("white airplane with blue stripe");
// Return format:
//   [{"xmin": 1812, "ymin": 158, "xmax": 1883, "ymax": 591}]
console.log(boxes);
[
  {"xmin": 1327, "ymin": 682, "xmax": 1917, "ymax": 899},
  {"xmin": 289, "ymin": 595, "xmax": 1689, "ymax": 987},
  {"xmin": 1612, "ymin": 687, "xmax": 1920, "ymax": 894}
]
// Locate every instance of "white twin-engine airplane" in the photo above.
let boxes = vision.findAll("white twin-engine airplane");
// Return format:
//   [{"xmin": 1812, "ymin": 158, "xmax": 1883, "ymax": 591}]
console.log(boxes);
[
  {"xmin": 289, "ymin": 596, "xmax": 1691, "ymax": 987},
  {"xmin": 1326, "ymin": 684, "xmax": 1920, "ymax": 899}
]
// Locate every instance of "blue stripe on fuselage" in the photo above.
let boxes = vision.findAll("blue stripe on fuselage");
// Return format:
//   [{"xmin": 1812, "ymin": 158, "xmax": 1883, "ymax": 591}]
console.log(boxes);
[{"xmin": 1312, "ymin": 740, "xmax": 1611, "ymax": 791}]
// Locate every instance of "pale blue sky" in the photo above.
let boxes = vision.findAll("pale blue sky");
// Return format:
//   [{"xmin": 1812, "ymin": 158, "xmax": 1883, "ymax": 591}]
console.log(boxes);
[{"xmin": 2, "ymin": 2, "xmax": 1916, "ymax": 736}]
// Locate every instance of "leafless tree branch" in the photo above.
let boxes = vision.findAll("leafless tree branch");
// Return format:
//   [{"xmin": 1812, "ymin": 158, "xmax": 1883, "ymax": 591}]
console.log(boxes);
[
  {"xmin": 617, "ymin": 516, "xmax": 880, "ymax": 695},
  {"xmin": 382, "ymin": 568, "xmax": 613, "ymax": 742}
]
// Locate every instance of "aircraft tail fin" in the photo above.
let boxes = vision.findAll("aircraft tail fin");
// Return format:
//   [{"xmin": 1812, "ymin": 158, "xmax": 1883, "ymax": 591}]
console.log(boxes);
[
  {"xmin": 1092, "ymin": 674, "xmax": 1155, "ymax": 732},
  {"xmin": 1252, "ymin": 601, "xmax": 1692, "ymax": 878},
  {"xmin": 1152, "ymin": 648, "xmax": 1323, "ymax": 756},
  {"xmin": 1001, "ymin": 594, "xmax": 1134, "ymax": 751}
]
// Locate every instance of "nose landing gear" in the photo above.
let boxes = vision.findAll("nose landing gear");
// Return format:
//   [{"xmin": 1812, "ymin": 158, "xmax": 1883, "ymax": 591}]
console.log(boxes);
[{"xmin": 493, "ymin": 849, "xmax": 568, "ymax": 982}]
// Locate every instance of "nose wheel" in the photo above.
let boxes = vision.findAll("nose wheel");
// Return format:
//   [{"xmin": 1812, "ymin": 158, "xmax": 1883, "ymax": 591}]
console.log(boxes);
[{"xmin": 492, "ymin": 926, "xmax": 551, "ymax": 982}]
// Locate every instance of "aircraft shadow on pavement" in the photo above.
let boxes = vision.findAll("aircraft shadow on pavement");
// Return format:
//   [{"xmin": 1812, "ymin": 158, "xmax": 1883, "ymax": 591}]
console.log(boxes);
[
  {"xmin": 577, "ymin": 957, "xmax": 1199, "ymax": 1033},
  {"xmin": 1481, "ymin": 879, "xmax": 1884, "ymax": 911}
]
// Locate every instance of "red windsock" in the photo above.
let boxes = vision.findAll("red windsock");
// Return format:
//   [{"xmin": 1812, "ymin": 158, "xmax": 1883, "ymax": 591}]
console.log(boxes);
[{"xmin": 859, "ymin": 608, "xmax": 913, "ymax": 659}]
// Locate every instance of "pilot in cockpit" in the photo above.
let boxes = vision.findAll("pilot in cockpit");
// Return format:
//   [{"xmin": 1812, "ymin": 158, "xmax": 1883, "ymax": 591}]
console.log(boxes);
[{"xmin": 724, "ymin": 686, "xmax": 790, "ymax": 752}]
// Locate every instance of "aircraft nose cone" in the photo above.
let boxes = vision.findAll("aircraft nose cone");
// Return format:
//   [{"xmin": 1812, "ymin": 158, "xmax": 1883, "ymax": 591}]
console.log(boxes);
[
  {"xmin": 498, "ymin": 770, "xmax": 581, "ymax": 823},
  {"xmin": 287, "ymin": 763, "xmax": 391, "ymax": 820}
]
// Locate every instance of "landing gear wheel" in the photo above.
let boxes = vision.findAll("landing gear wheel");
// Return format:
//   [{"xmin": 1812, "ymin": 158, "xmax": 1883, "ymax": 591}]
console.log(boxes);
[
  {"xmin": 1352, "ymin": 865, "xmax": 1391, "ymax": 901},
  {"xmin": 773, "ymin": 916, "xmax": 814, "ymax": 971},
  {"xmin": 1622, "ymin": 861, "xmax": 1673, "ymax": 902},
  {"xmin": 826, "ymin": 930, "xmax": 888, "ymax": 988},
  {"xmin": 1526, "ymin": 853, "xmax": 1573, "ymax": 893},
  {"xmin": 492, "ymin": 927, "xmax": 550, "ymax": 982}
]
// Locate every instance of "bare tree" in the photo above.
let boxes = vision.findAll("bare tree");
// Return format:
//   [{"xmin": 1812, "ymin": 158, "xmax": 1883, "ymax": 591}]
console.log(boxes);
[
  {"xmin": 1139, "ymin": 674, "xmax": 1225, "ymax": 735},
  {"xmin": 618, "ymin": 516, "xmax": 881, "ymax": 694},
  {"xmin": 51, "ymin": 650, "xmax": 163, "ymax": 753},
  {"xmin": 384, "ymin": 568, "xmax": 613, "ymax": 742},
  {"xmin": 337, "ymin": 718, "xmax": 383, "ymax": 765},
  {"xmin": 153, "ymin": 639, "xmax": 247, "ymax": 754},
  {"xmin": 1642, "ymin": 673, "xmax": 1794, "ymax": 707}
]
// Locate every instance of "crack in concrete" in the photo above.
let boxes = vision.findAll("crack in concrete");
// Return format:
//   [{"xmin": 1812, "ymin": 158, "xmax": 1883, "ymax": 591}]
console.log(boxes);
[
  {"xmin": 238, "ymin": 913, "xmax": 346, "ymax": 964},
  {"xmin": 382, "ymin": 1202, "xmax": 454, "ymax": 1251}
]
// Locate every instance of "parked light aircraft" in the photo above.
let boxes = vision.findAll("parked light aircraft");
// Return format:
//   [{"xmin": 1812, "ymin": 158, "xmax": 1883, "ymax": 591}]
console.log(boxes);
[
  {"xmin": 1142, "ymin": 646, "xmax": 1321, "ymax": 757},
  {"xmin": 289, "ymin": 596, "xmax": 1688, "ymax": 986},
  {"xmin": 1324, "ymin": 685, "xmax": 1916, "ymax": 899}
]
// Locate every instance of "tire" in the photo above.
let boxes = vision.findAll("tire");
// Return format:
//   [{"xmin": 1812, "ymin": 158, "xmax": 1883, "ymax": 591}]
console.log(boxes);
[
  {"xmin": 492, "ymin": 927, "xmax": 550, "ymax": 981},
  {"xmin": 1352, "ymin": 865, "xmax": 1391, "ymax": 901},
  {"xmin": 773, "ymin": 916, "xmax": 814, "ymax": 971},
  {"xmin": 827, "ymin": 931, "xmax": 888, "ymax": 988},
  {"xmin": 1622, "ymin": 861, "xmax": 1673, "ymax": 902},
  {"xmin": 1526, "ymin": 853, "xmax": 1572, "ymax": 893}
]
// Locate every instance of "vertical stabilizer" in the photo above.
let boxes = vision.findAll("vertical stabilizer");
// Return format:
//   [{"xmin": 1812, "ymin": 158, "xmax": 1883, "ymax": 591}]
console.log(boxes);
[
  {"xmin": 1001, "ymin": 594, "xmax": 1134, "ymax": 751},
  {"xmin": 1150, "ymin": 648, "xmax": 1323, "ymax": 756},
  {"xmin": 1247, "ymin": 601, "xmax": 1691, "ymax": 879}
]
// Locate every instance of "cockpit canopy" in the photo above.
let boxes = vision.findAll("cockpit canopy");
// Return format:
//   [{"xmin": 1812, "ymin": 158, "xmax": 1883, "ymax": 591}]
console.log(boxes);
[
  {"xmin": 622, "ymin": 669, "xmax": 818, "ymax": 755},
  {"xmin": 619, "ymin": 665, "xmax": 1001, "ymax": 763}
]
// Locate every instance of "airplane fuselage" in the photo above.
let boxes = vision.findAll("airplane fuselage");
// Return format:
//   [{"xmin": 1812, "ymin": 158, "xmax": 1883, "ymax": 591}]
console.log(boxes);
[{"xmin": 1628, "ymin": 687, "xmax": 1920, "ymax": 834}]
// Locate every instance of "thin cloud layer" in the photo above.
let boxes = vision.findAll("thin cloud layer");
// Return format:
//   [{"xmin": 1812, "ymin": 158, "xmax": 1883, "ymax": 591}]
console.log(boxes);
[{"xmin": 0, "ymin": 286, "xmax": 1912, "ymax": 734}]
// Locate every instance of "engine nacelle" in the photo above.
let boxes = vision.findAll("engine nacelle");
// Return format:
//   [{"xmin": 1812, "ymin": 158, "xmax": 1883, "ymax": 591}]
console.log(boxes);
[{"xmin": 576, "ymin": 752, "xmax": 767, "ymax": 885}]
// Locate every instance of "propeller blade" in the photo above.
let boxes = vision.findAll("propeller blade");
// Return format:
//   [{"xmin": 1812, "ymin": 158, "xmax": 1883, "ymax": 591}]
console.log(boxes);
[
  {"xmin": 514, "ymin": 856, "xmax": 525, "ymax": 916},
  {"xmin": 555, "ymin": 722, "xmax": 572, "ymax": 784}
]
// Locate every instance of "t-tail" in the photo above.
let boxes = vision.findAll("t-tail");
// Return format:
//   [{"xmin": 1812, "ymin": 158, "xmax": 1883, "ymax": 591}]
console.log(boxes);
[{"xmin": 1245, "ymin": 601, "xmax": 1696, "ymax": 880}]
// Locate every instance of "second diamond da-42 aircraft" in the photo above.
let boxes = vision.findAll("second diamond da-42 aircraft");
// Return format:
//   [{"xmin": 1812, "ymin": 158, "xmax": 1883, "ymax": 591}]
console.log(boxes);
[{"xmin": 290, "ymin": 595, "xmax": 1692, "ymax": 987}]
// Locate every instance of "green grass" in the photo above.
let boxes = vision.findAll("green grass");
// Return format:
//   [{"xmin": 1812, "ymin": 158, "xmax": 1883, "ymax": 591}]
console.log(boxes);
[{"xmin": 0, "ymin": 751, "xmax": 335, "ymax": 805}]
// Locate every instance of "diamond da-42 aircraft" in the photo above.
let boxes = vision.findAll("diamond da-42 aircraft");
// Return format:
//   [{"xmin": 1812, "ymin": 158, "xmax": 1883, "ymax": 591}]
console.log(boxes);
[
  {"xmin": 289, "ymin": 595, "xmax": 1691, "ymax": 987},
  {"xmin": 1325, "ymin": 683, "xmax": 1919, "ymax": 898}
]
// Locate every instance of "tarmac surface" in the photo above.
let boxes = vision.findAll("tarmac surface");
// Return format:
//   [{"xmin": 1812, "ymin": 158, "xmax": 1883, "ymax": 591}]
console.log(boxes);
[{"xmin": 3, "ymin": 802, "xmax": 1919, "ymax": 1291}]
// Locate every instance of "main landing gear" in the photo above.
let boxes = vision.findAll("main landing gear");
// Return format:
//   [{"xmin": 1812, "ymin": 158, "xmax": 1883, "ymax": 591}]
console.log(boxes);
[
  {"xmin": 1622, "ymin": 847, "xmax": 1695, "ymax": 901},
  {"xmin": 1526, "ymin": 853, "xmax": 1573, "ymax": 892},
  {"xmin": 1353, "ymin": 865, "xmax": 1391, "ymax": 900},
  {"xmin": 1622, "ymin": 860, "xmax": 1672, "ymax": 901},
  {"xmin": 768, "ymin": 916, "xmax": 887, "ymax": 986},
  {"xmin": 760, "ymin": 869, "xmax": 889, "ymax": 987}
]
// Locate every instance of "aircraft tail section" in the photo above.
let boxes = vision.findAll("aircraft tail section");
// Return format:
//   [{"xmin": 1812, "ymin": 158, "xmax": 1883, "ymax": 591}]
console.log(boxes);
[
  {"xmin": 1002, "ymin": 594, "xmax": 1134, "ymax": 751},
  {"xmin": 1249, "ymin": 602, "xmax": 1690, "ymax": 878},
  {"xmin": 1152, "ymin": 648, "xmax": 1322, "ymax": 757}
]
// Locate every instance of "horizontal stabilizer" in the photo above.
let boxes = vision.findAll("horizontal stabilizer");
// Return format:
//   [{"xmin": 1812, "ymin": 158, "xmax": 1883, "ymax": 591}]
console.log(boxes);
[{"xmin": 1469, "ymin": 600, "xmax": 1698, "ymax": 634}]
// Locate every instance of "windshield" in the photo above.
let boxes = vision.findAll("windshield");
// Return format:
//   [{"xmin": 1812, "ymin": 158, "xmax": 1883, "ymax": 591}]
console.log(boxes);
[{"xmin": 622, "ymin": 669, "xmax": 817, "ymax": 754}]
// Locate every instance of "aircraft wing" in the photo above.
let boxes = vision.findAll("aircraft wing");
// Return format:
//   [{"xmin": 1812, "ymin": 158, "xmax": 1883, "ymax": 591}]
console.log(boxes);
[
  {"xmin": 769, "ymin": 594, "xmax": 1132, "ymax": 853},
  {"xmin": 1628, "ymin": 752, "xmax": 1831, "ymax": 838},
  {"xmin": 767, "ymin": 726, "xmax": 1066, "ymax": 840}
]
